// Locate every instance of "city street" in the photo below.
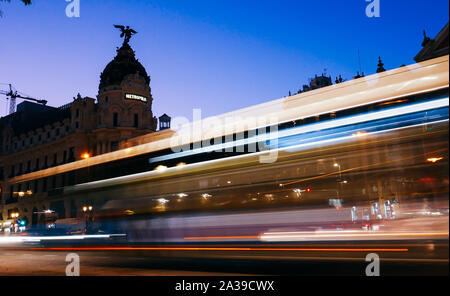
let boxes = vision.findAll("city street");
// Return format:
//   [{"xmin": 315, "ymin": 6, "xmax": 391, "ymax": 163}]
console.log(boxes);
[
  {"xmin": 0, "ymin": 241, "xmax": 447, "ymax": 276},
  {"xmin": 0, "ymin": 0, "xmax": 448, "ymax": 281}
]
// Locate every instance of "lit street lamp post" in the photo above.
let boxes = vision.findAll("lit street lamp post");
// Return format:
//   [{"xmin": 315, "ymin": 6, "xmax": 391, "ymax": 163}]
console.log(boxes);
[{"xmin": 82, "ymin": 205, "xmax": 93, "ymax": 233}]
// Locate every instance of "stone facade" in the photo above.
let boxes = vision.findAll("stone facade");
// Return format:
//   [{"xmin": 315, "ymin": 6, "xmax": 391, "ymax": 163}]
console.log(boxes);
[{"xmin": 0, "ymin": 42, "xmax": 159, "ymax": 225}]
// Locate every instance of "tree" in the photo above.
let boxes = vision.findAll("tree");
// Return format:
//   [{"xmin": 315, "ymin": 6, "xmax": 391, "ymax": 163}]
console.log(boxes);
[{"xmin": 0, "ymin": 0, "xmax": 31, "ymax": 17}]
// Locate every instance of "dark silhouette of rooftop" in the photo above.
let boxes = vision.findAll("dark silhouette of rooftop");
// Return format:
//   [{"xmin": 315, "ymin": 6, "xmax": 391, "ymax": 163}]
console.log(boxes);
[{"xmin": 0, "ymin": 101, "xmax": 70, "ymax": 136}]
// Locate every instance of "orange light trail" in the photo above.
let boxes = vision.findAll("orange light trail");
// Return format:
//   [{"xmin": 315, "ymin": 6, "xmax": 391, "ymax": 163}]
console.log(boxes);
[
  {"xmin": 378, "ymin": 99, "xmax": 408, "ymax": 106},
  {"xmin": 29, "ymin": 246, "xmax": 409, "ymax": 252},
  {"xmin": 184, "ymin": 236, "xmax": 259, "ymax": 240}
]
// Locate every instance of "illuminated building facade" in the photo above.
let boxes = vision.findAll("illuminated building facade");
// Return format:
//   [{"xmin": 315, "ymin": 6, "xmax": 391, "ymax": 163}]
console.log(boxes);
[{"xmin": 0, "ymin": 41, "xmax": 163, "ymax": 225}]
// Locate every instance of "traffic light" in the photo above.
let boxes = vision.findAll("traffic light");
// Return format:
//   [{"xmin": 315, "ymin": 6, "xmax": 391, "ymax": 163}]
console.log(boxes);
[{"xmin": 306, "ymin": 187, "xmax": 311, "ymax": 192}]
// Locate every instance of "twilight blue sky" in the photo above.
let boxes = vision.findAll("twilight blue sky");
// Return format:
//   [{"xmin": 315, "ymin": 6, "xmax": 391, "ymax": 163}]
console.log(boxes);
[{"xmin": 0, "ymin": 0, "xmax": 448, "ymax": 120}]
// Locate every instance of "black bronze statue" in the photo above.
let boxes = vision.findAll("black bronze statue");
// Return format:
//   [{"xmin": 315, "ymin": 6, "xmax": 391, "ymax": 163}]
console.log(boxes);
[{"xmin": 114, "ymin": 25, "xmax": 137, "ymax": 45}]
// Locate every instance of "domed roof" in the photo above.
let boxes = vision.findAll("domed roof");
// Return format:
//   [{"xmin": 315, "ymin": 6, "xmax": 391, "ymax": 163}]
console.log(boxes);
[{"xmin": 99, "ymin": 43, "xmax": 150, "ymax": 90}]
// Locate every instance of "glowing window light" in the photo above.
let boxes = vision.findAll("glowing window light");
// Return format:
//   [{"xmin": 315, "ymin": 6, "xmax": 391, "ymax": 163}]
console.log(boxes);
[
  {"xmin": 157, "ymin": 198, "xmax": 169, "ymax": 204},
  {"xmin": 154, "ymin": 165, "xmax": 168, "ymax": 171},
  {"xmin": 201, "ymin": 193, "xmax": 212, "ymax": 199},
  {"xmin": 293, "ymin": 188, "xmax": 305, "ymax": 197},
  {"xmin": 124, "ymin": 210, "xmax": 135, "ymax": 215},
  {"xmin": 352, "ymin": 131, "xmax": 367, "ymax": 137},
  {"xmin": 427, "ymin": 157, "xmax": 443, "ymax": 163},
  {"xmin": 82, "ymin": 153, "xmax": 90, "ymax": 159}
]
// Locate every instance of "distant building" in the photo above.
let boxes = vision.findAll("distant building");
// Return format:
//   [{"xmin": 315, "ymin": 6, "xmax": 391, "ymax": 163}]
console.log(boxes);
[
  {"xmin": 352, "ymin": 72, "xmax": 365, "ymax": 80},
  {"xmin": 159, "ymin": 113, "xmax": 171, "ymax": 131},
  {"xmin": 0, "ymin": 37, "xmax": 167, "ymax": 224},
  {"xmin": 376, "ymin": 56, "xmax": 386, "ymax": 73},
  {"xmin": 297, "ymin": 73, "xmax": 333, "ymax": 94},
  {"xmin": 415, "ymin": 22, "xmax": 449, "ymax": 63}
]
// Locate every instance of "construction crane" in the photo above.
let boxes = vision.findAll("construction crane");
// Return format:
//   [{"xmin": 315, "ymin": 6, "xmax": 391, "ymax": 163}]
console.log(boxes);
[{"xmin": 0, "ymin": 84, "xmax": 47, "ymax": 114}]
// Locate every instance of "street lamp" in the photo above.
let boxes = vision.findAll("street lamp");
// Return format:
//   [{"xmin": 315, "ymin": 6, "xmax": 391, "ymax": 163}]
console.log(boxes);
[
  {"xmin": 333, "ymin": 163, "xmax": 342, "ymax": 181},
  {"xmin": 14, "ymin": 190, "xmax": 32, "ymax": 197},
  {"xmin": 333, "ymin": 163, "xmax": 343, "ymax": 199},
  {"xmin": 82, "ymin": 205, "xmax": 93, "ymax": 233},
  {"xmin": 82, "ymin": 153, "xmax": 90, "ymax": 159},
  {"xmin": 82, "ymin": 205, "xmax": 93, "ymax": 213}
]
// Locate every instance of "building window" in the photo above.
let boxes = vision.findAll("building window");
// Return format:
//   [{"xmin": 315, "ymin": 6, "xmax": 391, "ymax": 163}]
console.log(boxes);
[
  {"xmin": 10, "ymin": 165, "xmax": 15, "ymax": 177},
  {"xmin": 44, "ymin": 156, "xmax": 48, "ymax": 168},
  {"xmin": 69, "ymin": 147, "xmax": 75, "ymax": 162},
  {"xmin": 63, "ymin": 150, "xmax": 67, "ymax": 163},
  {"xmin": 110, "ymin": 141, "xmax": 119, "ymax": 152},
  {"xmin": 26, "ymin": 160, "xmax": 31, "ymax": 173},
  {"xmin": 75, "ymin": 121, "xmax": 79, "ymax": 129},
  {"xmin": 51, "ymin": 176, "xmax": 56, "ymax": 189},
  {"xmin": 76, "ymin": 108, "xmax": 80, "ymax": 118},
  {"xmin": 113, "ymin": 113, "xmax": 118, "ymax": 127},
  {"xmin": 35, "ymin": 158, "xmax": 39, "ymax": 171},
  {"xmin": 38, "ymin": 134, "xmax": 42, "ymax": 141},
  {"xmin": 68, "ymin": 172, "xmax": 75, "ymax": 185},
  {"xmin": 52, "ymin": 153, "xmax": 57, "ymax": 166},
  {"xmin": 42, "ymin": 178, "xmax": 47, "ymax": 192},
  {"xmin": 47, "ymin": 131, "xmax": 50, "ymax": 139},
  {"xmin": 134, "ymin": 114, "xmax": 139, "ymax": 128}
]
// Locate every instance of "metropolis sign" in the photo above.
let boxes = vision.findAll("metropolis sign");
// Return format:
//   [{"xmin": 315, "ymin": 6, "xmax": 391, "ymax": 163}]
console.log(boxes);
[{"xmin": 125, "ymin": 93, "xmax": 148, "ymax": 103}]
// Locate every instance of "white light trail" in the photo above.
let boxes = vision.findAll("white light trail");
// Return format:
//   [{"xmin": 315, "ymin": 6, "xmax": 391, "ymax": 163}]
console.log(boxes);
[
  {"xmin": 149, "ymin": 98, "xmax": 449, "ymax": 163},
  {"xmin": 0, "ymin": 234, "xmax": 125, "ymax": 245},
  {"xmin": 67, "ymin": 98, "xmax": 448, "ymax": 192}
]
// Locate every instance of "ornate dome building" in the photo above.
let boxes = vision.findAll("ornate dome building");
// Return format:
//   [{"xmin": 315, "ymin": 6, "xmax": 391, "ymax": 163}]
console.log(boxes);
[
  {"xmin": 0, "ymin": 26, "xmax": 162, "ymax": 224},
  {"xmin": 99, "ymin": 43, "xmax": 150, "ymax": 90},
  {"xmin": 93, "ymin": 34, "xmax": 158, "ymax": 154}
]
